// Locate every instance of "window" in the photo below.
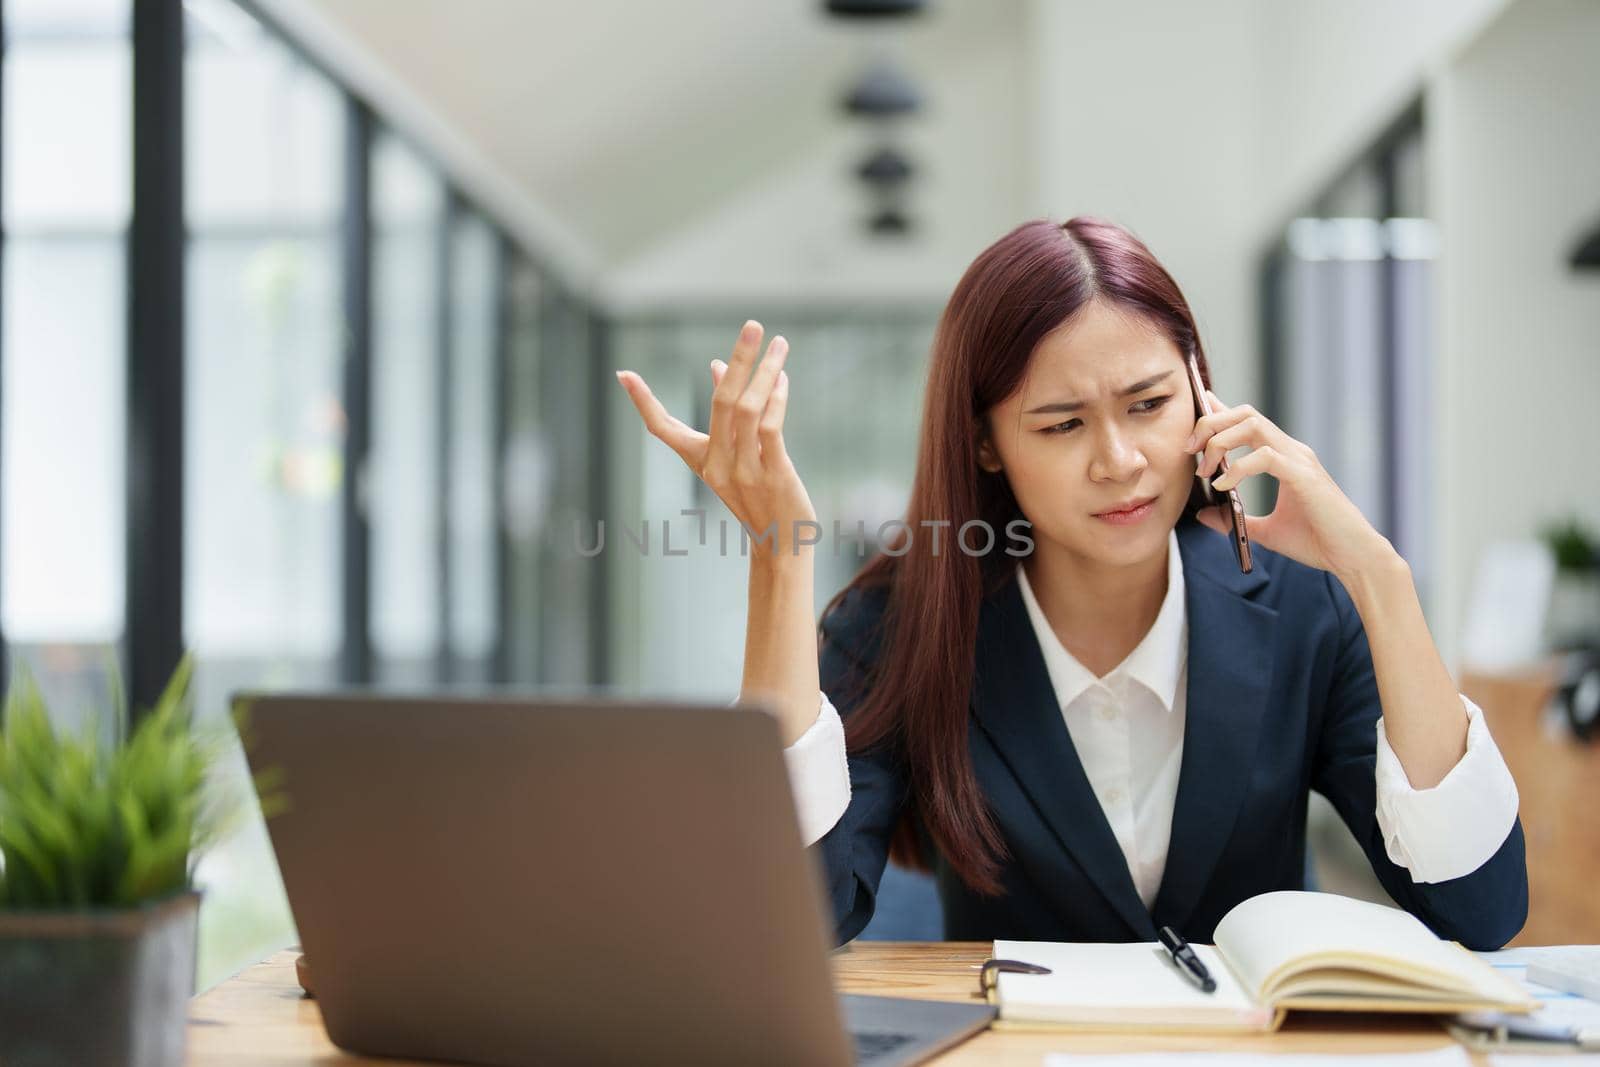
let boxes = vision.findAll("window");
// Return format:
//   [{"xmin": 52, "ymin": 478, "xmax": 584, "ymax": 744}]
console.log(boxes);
[
  {"xmin": 370, "ymin": 132, "xmax": 444, "ymax": 685},
  {"xmin": 446, "ymin": 209, "xmax": 499, "ymax": 680},
  {"xmin": 0, "ymin": 0, "xmax": 129, "ymax": 718},
  {"xmin": 605, "ymin": 314, "xmax": 931, "ymax": 696},
  {"xmin": 0, "ymin": 0, "xmax": 600, "ymax": 992},
  {"xmin": 185, "ymin": 4, "xmax": 345, "ymax": 987}
]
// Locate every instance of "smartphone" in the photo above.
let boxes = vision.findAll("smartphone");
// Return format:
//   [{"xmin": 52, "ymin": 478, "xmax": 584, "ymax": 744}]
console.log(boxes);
[{"xmin": 1185, "ymin": 351, "xmax": 1252, "ymax": 573}]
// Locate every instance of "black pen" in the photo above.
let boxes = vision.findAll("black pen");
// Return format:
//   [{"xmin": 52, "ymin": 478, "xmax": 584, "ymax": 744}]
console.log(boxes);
[{"xmin": 1158, "ymin": 926, "xmax": 1217, "ymax": 994}]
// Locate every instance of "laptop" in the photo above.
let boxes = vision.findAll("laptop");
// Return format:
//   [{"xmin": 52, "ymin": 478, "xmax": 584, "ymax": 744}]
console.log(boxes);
[{"xmin": 237, "ymin": 692, "xmax": 994, "ymax": 1066}]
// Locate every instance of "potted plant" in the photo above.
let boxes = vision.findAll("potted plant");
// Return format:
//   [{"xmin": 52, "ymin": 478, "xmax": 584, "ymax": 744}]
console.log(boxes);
[
  {"xmin": 1540, "ymin": 514, "xmax": 1600, "ymax": 649},
  {"xmin": 0, "ymin": 656, "xmax": 254, "ymax": 1067}
]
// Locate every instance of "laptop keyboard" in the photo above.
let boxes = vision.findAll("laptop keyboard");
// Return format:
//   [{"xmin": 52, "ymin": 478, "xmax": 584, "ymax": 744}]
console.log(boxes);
[{"xmin": 852, "ymin": 1030, "xmax": 918, "ymax": 1064}]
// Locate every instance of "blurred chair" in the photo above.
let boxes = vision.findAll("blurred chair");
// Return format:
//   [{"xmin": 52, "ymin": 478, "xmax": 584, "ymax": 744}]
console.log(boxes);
[{"xmin": 855, "ymin": 863, "xmax": 943, "ymax": 941}]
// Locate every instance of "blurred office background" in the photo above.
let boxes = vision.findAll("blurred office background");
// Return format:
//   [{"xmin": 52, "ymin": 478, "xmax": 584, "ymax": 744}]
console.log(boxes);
[{"xmin": 3, "ymin": 0, "xmax": 1597, "ymax": 986}]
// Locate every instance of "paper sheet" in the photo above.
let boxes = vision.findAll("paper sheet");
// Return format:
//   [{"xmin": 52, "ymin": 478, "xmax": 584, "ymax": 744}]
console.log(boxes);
[
  {"xmin": 1475, "ymin": 947, "xmax": 1600, "ymax": 1032},
  {"xmin": 992, "ymin": 940, "xmax": 1264, "ymax": 1027},
  {"xmin": 1044, "ymin": 1048, "xmax": 1471, "ymax": 1066}
]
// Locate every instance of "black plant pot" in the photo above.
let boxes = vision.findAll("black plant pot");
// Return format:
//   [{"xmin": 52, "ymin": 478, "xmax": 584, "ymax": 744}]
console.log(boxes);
[{"xmin": 0, "ymin": 890, "xmax": 200, "ymax": 1067}]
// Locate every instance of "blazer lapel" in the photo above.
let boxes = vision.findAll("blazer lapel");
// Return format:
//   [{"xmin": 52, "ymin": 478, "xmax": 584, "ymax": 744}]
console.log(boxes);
[
  {"xmin": 1151, "ymin": 519, "xmax": 1280, "ymax": 934},
  {"xmin": 970, "ymin": 574, "xmax": 1154, "ymax": 940}
]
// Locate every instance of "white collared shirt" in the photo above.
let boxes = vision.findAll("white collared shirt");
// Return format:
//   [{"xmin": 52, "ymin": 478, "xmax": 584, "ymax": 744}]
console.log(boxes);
[
  {"xmin": 1011, "ymin": 531, "xmax": 1188, "ymax": 908},
  {"xmin": 783, "ymin": 528, "xmax": 1521, "ymax": 894}
]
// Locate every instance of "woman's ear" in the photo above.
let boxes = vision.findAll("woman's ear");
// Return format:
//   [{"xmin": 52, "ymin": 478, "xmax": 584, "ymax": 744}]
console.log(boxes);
[{"xmin": 976, "ymin": 431, "xmax": 1003, "ymax": 474}]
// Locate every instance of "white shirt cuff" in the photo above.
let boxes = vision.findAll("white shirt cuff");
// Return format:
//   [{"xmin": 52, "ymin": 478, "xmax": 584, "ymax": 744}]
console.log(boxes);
[
  {"xmin": 781, "ymin": 690, "xmax": 852, "ymax": 846},
  {"xmin": 1374, "ymin": 693, "xmax": 1520, "ymax": 883}
]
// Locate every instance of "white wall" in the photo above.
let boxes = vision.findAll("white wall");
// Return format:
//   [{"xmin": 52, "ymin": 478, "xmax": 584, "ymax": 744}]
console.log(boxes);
[
  {"xmin": 1427, "ymin": 0, "xmax": 1600, "ymax": 668},
  {"xmin": 1252, "ymin": 0, "xmax": 1509, "ymax": 242},
  {"xmin": 1024, "ymin": 0, "xmax": 1261, "ymax": 404}
]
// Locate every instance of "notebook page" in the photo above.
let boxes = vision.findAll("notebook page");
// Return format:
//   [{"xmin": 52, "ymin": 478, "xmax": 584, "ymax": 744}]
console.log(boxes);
[
  {"xmin": 1042, "ymin": 1049, "xmax": 1473, "ymax": 1067},
  {"xmin": 993, "ymin": 940, "xmax": 1271, "ymax": 1028},
  {"xmin": 1213, "ymin": 891, "xmax": 1519, "ymax": 1002}
]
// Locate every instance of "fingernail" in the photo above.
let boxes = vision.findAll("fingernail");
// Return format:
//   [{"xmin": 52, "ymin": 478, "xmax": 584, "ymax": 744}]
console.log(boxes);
[
  {"xmin": 741, "ymin": 320, "xmax": 759, "ymax": 340},
  {"xmin": 614, "ymin": 370, "xmax": 627, "ymax": 383}
]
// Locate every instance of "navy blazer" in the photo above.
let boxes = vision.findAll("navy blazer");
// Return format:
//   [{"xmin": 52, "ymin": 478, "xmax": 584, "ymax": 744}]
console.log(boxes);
[{"xmin": 813, "ymin": 514, "xmax": 1528, "ymax": 950}]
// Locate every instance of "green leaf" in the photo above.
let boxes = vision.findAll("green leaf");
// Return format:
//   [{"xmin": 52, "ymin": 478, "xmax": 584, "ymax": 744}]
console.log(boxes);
[{"xmin": 0, "ymin": 652, "xmax": 274, "ymax": 910}]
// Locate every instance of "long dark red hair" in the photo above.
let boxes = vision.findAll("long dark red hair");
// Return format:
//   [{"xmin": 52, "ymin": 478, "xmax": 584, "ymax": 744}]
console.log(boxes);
[{"xmin": 820, "ymin": 216, "xmax": 1217, "ymax": 895}]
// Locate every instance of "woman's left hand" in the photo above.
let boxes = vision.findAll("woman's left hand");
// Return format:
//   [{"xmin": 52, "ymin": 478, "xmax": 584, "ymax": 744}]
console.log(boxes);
[{"xmin": 1186, "ymin": 390, "xmax": 1396, "ymax": 580}]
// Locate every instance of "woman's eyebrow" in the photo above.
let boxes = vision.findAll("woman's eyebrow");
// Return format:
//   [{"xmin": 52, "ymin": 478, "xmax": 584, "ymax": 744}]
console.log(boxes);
[{"xmin": 1023, "ymin": 370, "xmax": 1175, "ymax": 415}]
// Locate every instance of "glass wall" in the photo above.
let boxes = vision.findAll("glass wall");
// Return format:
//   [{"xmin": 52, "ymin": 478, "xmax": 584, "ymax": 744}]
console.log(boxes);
[
  {"xmin": 184, "ymin": 4, "xmax": 344, "ymax": 986},
  {"xmin": 446, "ymin": 209, "xmax": 499, "ymax": 682},
  {"xmin": 536, "ymin": 288, "xmax": 600, "ymax": 686},
  {"xmin": 0, "ymin": 0, "xmax": 129, "ymax": 724},
  {"xmin": 501, "ymin": 256, "xmax": 547, "ymax": 683},
  {"xmin": 605, "ymin": 314, "xmax": 933, "ymax": 698},
  {"xmin": 370, "ymin": 132, "xmax": 444, "ymax": 687},
  {"xmin": 0, "ymin": 0, "xmax": 603, "ymax": 993}
]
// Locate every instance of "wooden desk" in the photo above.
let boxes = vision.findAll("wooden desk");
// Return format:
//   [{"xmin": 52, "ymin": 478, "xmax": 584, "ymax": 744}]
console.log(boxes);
[
  {"xmin": 1462, "ymin": 664, "xmax": 1600, "ymax": 945},
  {"xmin": 187, "ymin": 942, "xmax": 1496, "ymax": 1065}
]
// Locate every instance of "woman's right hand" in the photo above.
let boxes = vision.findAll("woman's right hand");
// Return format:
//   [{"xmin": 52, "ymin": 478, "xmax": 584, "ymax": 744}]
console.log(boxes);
[
  {"xmin": 618, "ymin": 320, "xmax": 825, "ymax": 745},
  {"xmin": 616, "ymin": 320, "xmax": 818, "ymax": 557}
]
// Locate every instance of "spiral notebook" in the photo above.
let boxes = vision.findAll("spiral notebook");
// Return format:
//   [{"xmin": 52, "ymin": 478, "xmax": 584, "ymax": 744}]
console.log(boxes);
[{"xmin": 989, "ymin": 891, "xmax": 1537, "ymax": 1034}]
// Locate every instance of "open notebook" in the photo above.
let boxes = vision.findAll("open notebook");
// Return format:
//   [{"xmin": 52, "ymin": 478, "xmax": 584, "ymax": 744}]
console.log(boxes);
[{"xmin": 991, "ymin": 891, "xmax": 1536, "ymax": 1033}]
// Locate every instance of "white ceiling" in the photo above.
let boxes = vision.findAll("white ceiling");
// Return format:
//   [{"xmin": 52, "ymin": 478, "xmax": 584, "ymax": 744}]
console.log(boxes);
[{"xmin": 287, "ymin": 0, "xmax": 1025, "ymax": 277}]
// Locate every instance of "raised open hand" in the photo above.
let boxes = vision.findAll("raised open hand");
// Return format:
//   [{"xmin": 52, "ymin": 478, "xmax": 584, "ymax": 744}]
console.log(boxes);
[{"xmin": 615, "ymin": 320, "xmax": 818, "ymax": 557}]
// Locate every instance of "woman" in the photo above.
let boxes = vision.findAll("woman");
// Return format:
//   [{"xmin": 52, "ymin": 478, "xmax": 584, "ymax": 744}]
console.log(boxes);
[{"xmin": 616, "ymin": 217, "xmax": 1526, "ymax": 950}]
